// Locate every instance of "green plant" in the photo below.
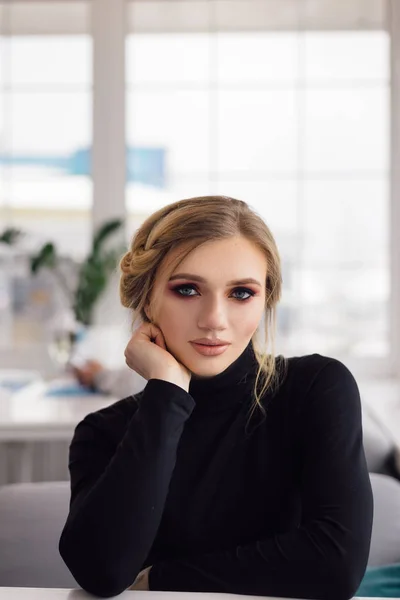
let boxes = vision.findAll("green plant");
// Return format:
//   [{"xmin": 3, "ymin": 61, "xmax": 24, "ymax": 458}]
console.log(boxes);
[
  {"xmin": 0, "ymin": 227, "xmax": 24, "ymax": 245},
  {"xmin": 30, "ymin": 219, "xmax": 125, "ymax": 326}
]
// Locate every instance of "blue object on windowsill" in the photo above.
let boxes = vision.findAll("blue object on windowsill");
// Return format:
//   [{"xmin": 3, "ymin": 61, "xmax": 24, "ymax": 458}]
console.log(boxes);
[
  {"xmin": 45, "ymin": 383, "xmax": 103, "ymax": 397},
  {"xmin": 0, "ymin": 381, "xmax": 32, "ymax": 392}
]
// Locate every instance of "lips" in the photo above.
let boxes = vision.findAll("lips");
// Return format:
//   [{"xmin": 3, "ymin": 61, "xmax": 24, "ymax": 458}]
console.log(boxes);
[
  {"xmin": 190, "ymin": 342, "xmax": 230, "ymax": 356},
  {"xmin": 191, "ymin": 339, "xmax": 230, "ymax": 346},
  {"xmin": 193, "ymin": 343, "xmax": 225, "ymax": 347}
]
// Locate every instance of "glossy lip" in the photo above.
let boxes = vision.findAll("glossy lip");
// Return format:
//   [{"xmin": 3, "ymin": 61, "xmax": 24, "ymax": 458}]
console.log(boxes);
[
  {"xmin": 190, "ymin": 342, "xmax": 230, "ymax": 356},
  {"xmin": 190, "ymin": 338, "xmax": 230, "ymax": 346}
]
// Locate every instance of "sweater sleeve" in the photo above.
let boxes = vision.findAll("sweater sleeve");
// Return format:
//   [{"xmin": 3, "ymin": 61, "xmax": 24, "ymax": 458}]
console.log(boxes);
[
  {"xmin": 148, "ymin": 359, "xmax": 374, "ymax": 600},
  {"xmin": 58, "ymin": 378, "xmax": 195, "ymax": 598}
]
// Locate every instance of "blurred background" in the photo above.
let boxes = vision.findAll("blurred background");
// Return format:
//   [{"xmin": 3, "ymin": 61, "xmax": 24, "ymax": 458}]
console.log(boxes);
[
  {"xmin": 0, "ymin": 0, "xmax": 396, "ymax": 376},
  {"xmin": 0, "ymin": 0, "xmax": 400, "ymax": 487},
  {"xmin": 3, "ymin": 3, "xmax": 400, "ymax": 591}
]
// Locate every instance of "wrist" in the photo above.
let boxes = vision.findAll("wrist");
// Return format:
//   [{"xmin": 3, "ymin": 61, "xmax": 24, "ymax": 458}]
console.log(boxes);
[
  {"xmin": 129, "ymin": 565, "xmax": 151, "ymax": 591},
  {"xmin": 150, "ymin": 371, "xmax": 189, "ymax": 392}
]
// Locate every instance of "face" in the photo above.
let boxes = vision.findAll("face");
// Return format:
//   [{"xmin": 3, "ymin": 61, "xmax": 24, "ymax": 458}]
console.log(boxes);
[{"xmin": 147, "ymin": 235, "xmax": 267, "ymax": 378}]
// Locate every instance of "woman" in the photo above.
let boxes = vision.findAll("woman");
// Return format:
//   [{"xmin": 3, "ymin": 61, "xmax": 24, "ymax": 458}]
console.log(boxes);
[{"xmin": 59, "ymin": 195, "xmax": 373, "ymax": 599}]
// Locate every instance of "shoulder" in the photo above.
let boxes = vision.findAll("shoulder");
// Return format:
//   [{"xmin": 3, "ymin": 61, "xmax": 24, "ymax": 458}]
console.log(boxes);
[
  {"xmin": 278, "ymin": 353, "xmax": 360, "ymax": 416},
  {"xmin": 72, "ymin": 390, "xmax": 145, "ymax": 448},
  {"xmin": 289, "ymin": 355, "xmax": 362, "ymax": 432},
  {"xmin": 284, "ymin": 353, "xmax": 358, "ymax": 391}
]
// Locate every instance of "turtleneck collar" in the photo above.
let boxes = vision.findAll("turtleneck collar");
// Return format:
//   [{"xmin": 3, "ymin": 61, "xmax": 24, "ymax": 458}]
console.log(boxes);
[{"xmin": 188, "ymin": 341, "xmax": 258, "ymax": 412}]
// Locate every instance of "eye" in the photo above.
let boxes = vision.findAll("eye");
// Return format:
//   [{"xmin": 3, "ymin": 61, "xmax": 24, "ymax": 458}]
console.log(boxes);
[
  {"xmin": 172, "ymin": 284, "xmax": 255, "ymax": 302},
  {"xmin": 231, "ymin": 287, "xmax": 255, "ymax": 301},
  {"xmin": 173, "ymin": 284, "xmax": 199, "ymax": 297}
]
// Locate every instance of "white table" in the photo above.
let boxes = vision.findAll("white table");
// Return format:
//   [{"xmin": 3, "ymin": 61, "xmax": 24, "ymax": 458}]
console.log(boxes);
[
  {"xmin": 0, "ymin": 379, "xmax": 117, "ymax": 484},
  {"xmin": 0, "ymin": 380, "xmax": 117, "ymax": 442},
  {"xmin": 0, "ymin": 590, "xmax": 389, "ymax": 600}
]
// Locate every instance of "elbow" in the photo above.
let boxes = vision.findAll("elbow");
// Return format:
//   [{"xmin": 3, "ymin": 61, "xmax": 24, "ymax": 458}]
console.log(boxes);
[
  {"xmin": 319, "ymin": 562, "xmax": 365, "ymax": 600},
  {"xmin": 75, "ymin": 575, "xmax": 128, "ymax": 598},
  {"xmin": 80, "ymin": 577, "xmax": 128, "ymax": 598},
  {"xmin": 59, "ymin": 531, "xmax": 129, "ymax": 598}
]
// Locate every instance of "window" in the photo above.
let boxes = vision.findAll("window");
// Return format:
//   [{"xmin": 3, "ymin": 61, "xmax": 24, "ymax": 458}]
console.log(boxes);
[
  {"xmin": 0, "ymin": 2, "xmax": 92, "ymax": 259},
  {"xmin": 126, "ymin": 0, "xmax": 390, "ymax": 361},
  {"xmin": 0, "ymin": 2, "xmax": 92, "ymax": 347}
]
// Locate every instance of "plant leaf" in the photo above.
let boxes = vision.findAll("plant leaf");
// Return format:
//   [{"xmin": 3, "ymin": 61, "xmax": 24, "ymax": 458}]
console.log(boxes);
[
  {"xmin": 30, "ymin": 243, "xmax": 57, "ymax": 274},
  {"xmin": 92, "ymin": 219, "xmax": 123, "ymax": 255},
  {"xmin": 0, "ymin": 228, "xmax": 24, "ymax": 245}
]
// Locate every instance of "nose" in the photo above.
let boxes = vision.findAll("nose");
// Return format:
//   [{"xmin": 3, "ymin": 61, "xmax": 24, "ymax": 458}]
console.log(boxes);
[{"xmin": 197, "ymin": 295, "xmax": 228, "ymax": 332}]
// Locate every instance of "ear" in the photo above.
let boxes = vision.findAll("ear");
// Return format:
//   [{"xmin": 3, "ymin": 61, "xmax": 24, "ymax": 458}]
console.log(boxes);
[{"xmin": 144, "ymin": 303, "xmax": 151, "ymax": 322}]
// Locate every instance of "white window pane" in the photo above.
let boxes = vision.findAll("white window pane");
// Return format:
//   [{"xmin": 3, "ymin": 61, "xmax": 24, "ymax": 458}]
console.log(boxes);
[
  {"xmin": 0, "ymin": 92, "xmax": 92, "ymax": 211},
  {"xmin": 0, "ymin": 91, "xmax": 4, "ymax": 151},
  {"xmin": 217, "ymin": 90, "xmax": 297, "ymax": 173},
  {"xmin": 304, "ymin": 88, "xmax": 389, "ymax": 173},
  {"xmin": 127, "ymin": 34, "xmax": 210, "ymax": 85},
  {"xmin": 6, "ymin": 179, "xmax": 92, "ymax": 210},
  {"xmin": 213, "ymin": 180, "xmax": 298, "ymax": 258},
  {"xmin": 127, "ymin": 179, "xmax": 211, "ymax": 231},
  {"xmin": 303, "ymin": 180, "xmax": 389, "ymax": 265},
  {"xmin": 7, "ymin": 92, "xmax": 91, "ymax": 153},
  {"xmin": 287, "ymin": 265, "xmax": 389, "ymax": 358},
  {"xmin": 0, "ymin": 37, "xmax": 6, "ymax": 86},
  {"xmin": 216, "ymin": 33, "xmax": 298, "ymax": 84},
  {"xmin": 127, "ymin": 91, "xmax": 210, "ymax": 176},
  {"xmin": 8, "ymin": 36, "xmax": 92, "ymax": 86},
  {"xmin": 303, "ymin": 31, "xmax": 389, "ymax": 83}
]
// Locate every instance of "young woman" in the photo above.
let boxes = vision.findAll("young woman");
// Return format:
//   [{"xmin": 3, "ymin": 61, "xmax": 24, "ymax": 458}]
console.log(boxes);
[{"xmin": 59, "ymin": 196, "xmax": 373, "ymax": 599}]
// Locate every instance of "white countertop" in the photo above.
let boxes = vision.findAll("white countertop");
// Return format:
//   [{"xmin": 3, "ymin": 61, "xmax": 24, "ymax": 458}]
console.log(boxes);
[
  {"xmin": 0, "ymin": 379, "xmax": 117, "ymax": 442},
  {"xmin": 0, "ymin": 589, "xmax": 383, "ymax": 600}
]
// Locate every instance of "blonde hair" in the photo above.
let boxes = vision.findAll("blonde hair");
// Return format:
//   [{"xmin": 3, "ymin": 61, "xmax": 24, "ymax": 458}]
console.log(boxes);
[{"xmin": 120, "ymin": 196, "xmax": 288, "ymax": 420}]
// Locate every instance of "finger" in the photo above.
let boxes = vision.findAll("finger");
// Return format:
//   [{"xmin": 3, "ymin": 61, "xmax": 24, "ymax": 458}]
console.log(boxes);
[
  {"xmin": 138, "ymin": 322, "xmax": 166, "ymax": 348},
  {"xmin": 153, "ymin": 329, "xmax": 167, "ymax": 350}
]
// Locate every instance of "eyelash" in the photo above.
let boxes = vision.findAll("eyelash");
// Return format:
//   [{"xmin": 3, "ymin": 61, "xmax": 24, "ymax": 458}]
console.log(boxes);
[{"xmin": 172, "ymin": 284, "xmax": 256, "ymax": 302}]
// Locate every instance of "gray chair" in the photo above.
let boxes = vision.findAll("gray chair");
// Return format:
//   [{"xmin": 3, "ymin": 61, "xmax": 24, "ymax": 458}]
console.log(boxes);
[
  {"xmin": 368, "ymin": 473, "xmax": 400, "ymax": 567},
  {"xmin": 0, "ymin": 481, "xmax": 77, "ymax": 588},
  {"xmin": 362, "ymin": 406, "xmax": 395, "ymax": 475},
  {"xmin": 0, "ymin": 474, "xmax": 400, "ymax": 588}
]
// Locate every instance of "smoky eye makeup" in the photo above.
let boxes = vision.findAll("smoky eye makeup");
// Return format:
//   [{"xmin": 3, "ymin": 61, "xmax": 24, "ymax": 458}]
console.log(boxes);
[{"xmin": 169, "ymin": 283, "xmax": 257, "ymax": 301}]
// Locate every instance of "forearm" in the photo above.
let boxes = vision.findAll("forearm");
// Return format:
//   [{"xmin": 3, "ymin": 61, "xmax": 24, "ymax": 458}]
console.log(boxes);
[
  {"xmin": 149, "ymin": 512, "xmax": 372, "ymax": 600},
  {"xmin": 60, "ymin": 380, "xmax": 195, "ymax": 597}
]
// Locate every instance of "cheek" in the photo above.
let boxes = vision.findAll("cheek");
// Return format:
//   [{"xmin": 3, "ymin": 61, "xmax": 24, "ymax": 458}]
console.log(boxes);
[
  {"xmin": 239, "ymin": 303, "xmax": 265, "ymax": 336},
  {"xmin": 242, "ymin": 316, "xmax": 262, "ymax": 336},
  {"xmin": 156, "ymin": 298, "xmax": 189, "ymax": 330}
]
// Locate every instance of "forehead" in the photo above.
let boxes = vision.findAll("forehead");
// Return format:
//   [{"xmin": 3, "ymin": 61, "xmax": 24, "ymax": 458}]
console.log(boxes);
[{"xmin": 170, "ymin": 236, "xmax": 267, "ymax": 278}]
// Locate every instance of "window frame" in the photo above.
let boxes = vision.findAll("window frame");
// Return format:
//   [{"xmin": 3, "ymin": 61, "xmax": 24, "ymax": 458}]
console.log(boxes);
[{"xmin": 1, "ymin": 0, "xmax": 398, "ymax": 379}]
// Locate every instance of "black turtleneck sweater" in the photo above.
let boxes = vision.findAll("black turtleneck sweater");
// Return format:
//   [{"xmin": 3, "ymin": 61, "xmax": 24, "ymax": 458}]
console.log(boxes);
[{"xmin": 59, "ymin": 344, "xmax": 373, "ymax": 600}]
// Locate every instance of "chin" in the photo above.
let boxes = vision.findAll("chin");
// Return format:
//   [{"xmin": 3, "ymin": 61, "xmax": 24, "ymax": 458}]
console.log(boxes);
[
  {"xmin": 187, "ymin": 357, "xmax": 232, "ymax": 378},
  {"xmin": 191, "ymin": 367, "xmax": 225, "ymax": 379}
]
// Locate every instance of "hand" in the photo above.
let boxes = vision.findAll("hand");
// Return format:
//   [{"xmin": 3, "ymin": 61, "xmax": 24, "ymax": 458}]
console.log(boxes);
[
  {"xmin": 71, "ymin": 360, "xmax": 104, "ymax": 388},
  {"xmin": 124, "ymin": 322, "xmax": 191, "ymax": 392},
  {"xmin": 128, "ymin": 565, "xmax": 151, "ymax": 591}
]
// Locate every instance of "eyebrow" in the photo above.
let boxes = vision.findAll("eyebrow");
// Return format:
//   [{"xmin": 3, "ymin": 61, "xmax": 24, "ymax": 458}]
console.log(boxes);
[{"xmin": 168, "ymin": 273, "xmax": 262, "ymax": 287}]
